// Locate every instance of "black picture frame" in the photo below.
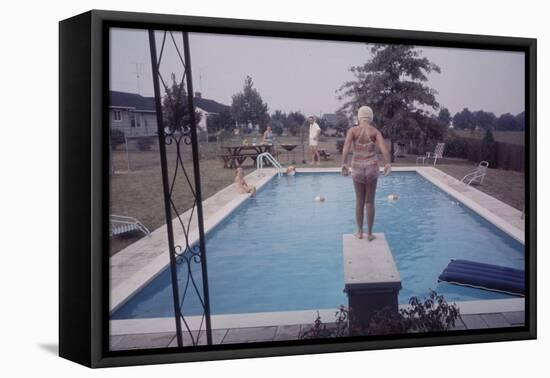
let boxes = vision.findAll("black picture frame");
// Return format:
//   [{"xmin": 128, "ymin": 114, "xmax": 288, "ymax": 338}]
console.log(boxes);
[{"xmin": 59, "ymin": 9, "xmax": 537, "ymax": 368}]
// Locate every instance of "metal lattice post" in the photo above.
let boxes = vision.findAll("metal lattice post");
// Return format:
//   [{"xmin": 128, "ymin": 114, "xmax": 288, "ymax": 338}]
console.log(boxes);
[
  {"xmin": 148, "ymin": 30, "xmax": 184, "ymax": 348},
  {"xmin": 182, "ymin": 31, "xmax": 213, "ymax": 345},
  {"xmin": 148, "ymin": 29, "xmax": 213, "ymax": 348}
]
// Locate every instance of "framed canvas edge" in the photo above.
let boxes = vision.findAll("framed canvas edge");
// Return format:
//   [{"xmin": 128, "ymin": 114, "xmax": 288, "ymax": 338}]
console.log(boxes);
[{"xmin": 57, "ymin": 9, "xmax": 537, "ymax": 368}]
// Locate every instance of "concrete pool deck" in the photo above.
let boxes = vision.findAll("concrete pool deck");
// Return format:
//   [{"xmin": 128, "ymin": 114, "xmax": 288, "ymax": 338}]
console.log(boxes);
[
  {"xmin": 109, "ymin": 165, "xmax": 525, "ymax": 339},
  {"xmin": 110, "ymin": 298, "xmax": 525, "ymax": 350}
]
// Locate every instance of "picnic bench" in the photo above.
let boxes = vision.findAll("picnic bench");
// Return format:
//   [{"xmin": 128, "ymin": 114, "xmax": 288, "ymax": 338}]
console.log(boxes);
[{"xmin": 219, "ymin": 144, "xmax": 273, "ymax": 168}]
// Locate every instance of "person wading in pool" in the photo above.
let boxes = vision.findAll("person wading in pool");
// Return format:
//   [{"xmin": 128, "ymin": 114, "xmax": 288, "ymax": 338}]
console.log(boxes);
[{"xmin": 341, "ymin": 106, "xmax": 391, "ymax": 241}]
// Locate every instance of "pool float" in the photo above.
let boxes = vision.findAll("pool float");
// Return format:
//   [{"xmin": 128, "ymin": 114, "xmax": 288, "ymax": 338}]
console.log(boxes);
[
  {"xmin": 438, "ymin": 259, "xmax": 524, "ymax": 296},
  {"xmin": 387, "ymin": 194, "xmax": 399, "ymax": 201},
  {"xmin": 314, "ymin": 195, "xmax": 326, "ymax": 202}
]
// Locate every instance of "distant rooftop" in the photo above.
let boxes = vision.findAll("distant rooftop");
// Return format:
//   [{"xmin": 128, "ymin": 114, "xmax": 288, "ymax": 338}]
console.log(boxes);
[{"xmin": 109, "ymin": 90, "xmax": 229, "ymax": 114}]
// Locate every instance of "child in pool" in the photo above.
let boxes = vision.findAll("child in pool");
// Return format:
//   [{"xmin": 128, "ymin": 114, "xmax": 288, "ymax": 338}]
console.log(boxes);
[{"xmin": 234, "ymin": 167, "xmax": 257, "ymax": 197}]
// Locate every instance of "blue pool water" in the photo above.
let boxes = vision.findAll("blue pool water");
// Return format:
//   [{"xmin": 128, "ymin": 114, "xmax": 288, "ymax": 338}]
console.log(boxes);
[{"xmin": 112, "ymin": 172, "xmax": 524, "ymax": 319}]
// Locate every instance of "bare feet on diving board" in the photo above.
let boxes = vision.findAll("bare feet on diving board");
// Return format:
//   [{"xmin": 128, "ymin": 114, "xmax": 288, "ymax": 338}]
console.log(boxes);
[
  {"xmin": 354, "ymin": 231, "xmax": 363, "ymax": 239},
  {"xmin": 367, "ymin": 233, "xmax": 376, "ymax": 242}
]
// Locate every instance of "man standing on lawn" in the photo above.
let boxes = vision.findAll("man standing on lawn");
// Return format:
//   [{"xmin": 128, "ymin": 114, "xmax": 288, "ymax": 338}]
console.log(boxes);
[{"xmin": 308, "ymin": 116, "xmax": 321, "ymax": 165}]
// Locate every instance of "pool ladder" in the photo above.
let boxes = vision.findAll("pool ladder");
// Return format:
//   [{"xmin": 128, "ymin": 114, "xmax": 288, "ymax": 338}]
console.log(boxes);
[{"xmin": 257, "ymin": 152, "xmax": 283, "ymax": 178}]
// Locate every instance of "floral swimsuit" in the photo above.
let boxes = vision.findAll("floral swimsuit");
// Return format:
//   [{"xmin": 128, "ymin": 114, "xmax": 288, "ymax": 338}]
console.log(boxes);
[{"xmin": 351, "ymin": 127, "xmax": 379, "ymax": 184}]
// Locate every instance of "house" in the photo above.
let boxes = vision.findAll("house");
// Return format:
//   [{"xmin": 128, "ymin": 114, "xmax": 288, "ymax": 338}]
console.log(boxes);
[
  {"xmin": 109, "ymin": 90, "xmax": 229, "ymax": 137},
  {"xmin": 110, "ymin": 91, "xmax": 157, "ymax": 138},
  {"xmin": 193, "ymin": 92, "xmax": 230, "ymax": 132},
  {"xmin": 321, "ymin": 113, "xmax": 338, "ymax": 128}
]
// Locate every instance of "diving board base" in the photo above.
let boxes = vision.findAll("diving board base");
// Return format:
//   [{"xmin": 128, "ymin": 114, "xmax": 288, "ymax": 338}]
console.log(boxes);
[{"xmin": 343, "ymin": 233, "xmax": 402, "ymax": 332}]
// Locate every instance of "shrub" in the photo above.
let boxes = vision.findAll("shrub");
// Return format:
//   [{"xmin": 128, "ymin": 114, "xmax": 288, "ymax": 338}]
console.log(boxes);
[
  {"xmin": 300, "ymin": 290, "xmax": 461, "ymax": 339},
  {"xmin": 443, "ymin": 133, "xmax": 469, "ymax": 158},
  {"xmin": 367, "ymin": 291, "xmax": 461, "ymax": 335},
  {"xmin": 137, "ymin": 137, "xmax": 155, "ymax": 151}
]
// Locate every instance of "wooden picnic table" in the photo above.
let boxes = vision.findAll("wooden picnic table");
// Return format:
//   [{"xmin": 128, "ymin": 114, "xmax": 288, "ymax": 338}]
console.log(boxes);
[{"xmin": 219, "ymin": 144, "xmax": 273, "ymax": 169}]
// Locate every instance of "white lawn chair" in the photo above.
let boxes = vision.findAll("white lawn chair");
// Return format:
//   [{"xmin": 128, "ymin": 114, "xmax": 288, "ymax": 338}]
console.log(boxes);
[
  {"xmin": 110, "ymin": 214, "xmax": 151, "ymax": 237},
  {"xmin": 416, "ymin": 143, "xmax": 445, "ymax": 165},
  {"xmin": 461, "ymin": 161, "xmax": 489, "ymax": 185}
]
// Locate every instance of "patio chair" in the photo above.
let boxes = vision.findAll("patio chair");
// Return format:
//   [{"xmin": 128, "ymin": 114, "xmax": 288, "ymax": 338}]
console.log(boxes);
[
  {"xmin": 416, "ymin": 143, "xmax": 445, "ymax": 165},
  {"xmin": 318, "ymin": 149, "xmax": 331, "ymax": 160},
  {"xmin": 461, "ymin": 161, "xmax": 489, "ymax": 185},
  {"xmin": 110, "ymin": 214, "xmax": 151, "ymax": 237}
]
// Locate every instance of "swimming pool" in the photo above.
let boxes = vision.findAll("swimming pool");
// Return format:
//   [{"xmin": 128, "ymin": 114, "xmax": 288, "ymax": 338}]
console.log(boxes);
[{"xmin": 112, "ymin": 171, "xmax": 524, "ymax": 319}]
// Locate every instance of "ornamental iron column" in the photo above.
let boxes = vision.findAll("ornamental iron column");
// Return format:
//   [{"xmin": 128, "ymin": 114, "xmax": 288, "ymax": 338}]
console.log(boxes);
[{"xmin": 148, "ymin": 29, "xmax": 212, "ymax": 347}]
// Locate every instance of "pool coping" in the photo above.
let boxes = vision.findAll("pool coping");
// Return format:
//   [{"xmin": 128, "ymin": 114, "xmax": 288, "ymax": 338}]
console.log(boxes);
[
  {"xmin": 109, "ymin": 165, "xmax": 524, "ymax": 316},
  {"xmin": 110, "ymin": 297, "xmax": 524, "ymax": 335}
]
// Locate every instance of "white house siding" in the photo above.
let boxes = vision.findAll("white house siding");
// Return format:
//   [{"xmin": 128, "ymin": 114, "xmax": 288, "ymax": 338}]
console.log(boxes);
[
  {"xmin": 196, "ymin": 107, "xmax": 210, "ymax": 132},
  {"xmin": 110, "ymin": 108, "xmax": 158, "ymax": 138}
]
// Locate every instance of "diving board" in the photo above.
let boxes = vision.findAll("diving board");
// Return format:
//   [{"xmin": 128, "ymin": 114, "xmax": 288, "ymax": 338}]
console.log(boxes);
[{"xmin": 343, "ymin": 234, "xmax": 402, "ymax": 330}]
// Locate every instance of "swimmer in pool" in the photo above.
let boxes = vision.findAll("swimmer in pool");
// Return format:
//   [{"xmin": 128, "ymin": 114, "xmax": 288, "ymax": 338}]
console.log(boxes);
[
  {"xmin": 341, "ymin": 106, "xmax": 391, "ymax": 241},
  {"xmin": 235, "ymin": 167, "xmax": 256, "ymax": 197}
]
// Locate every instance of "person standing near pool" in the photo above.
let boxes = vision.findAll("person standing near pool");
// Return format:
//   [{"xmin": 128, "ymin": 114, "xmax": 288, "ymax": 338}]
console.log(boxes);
[
  {"xmin": 341, "ymin": 106, "xmax": 391, "ymax": 241},
  {"xmin": 263, "ymin": 124, "xmax": 274, "ymax": 145},
  {"xmin": 308, "ymin": 116, "xmax": 321, "ymax": 165}
]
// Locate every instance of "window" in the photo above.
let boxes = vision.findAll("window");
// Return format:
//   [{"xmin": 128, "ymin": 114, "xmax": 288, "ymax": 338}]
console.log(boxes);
[
  {"xmin": 113, "ymin": 110, "xmax": 122, "ymax": 121},
  {"xmin": 130, "ymin": 112, "xmax": 136, "ymax": 127}
]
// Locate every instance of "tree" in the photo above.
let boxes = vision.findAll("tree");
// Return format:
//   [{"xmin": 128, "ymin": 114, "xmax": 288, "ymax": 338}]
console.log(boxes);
[
  {"xmin": 515, "ymin": 111, "xmax": 525, "ymax": 130},
  {"xmin": 473, "ymin": 110, "xmax": 497, "ymax": 130},
  {"xmin": 287, "ymin": 111, "xmax": 306, "ymax": 136},
  {"xmin": 162, "ymin": 73, "xmax": 202, "ymax": 132},
  {"xmin": 334, "ymin": 110, "xmax": 350, "ymax": 136},
  {"xmin": 338, "ymin": 44, "xmax": 441, "ymax": 162},
  {"xmin": 230, "ymin": 76, "xmax": 269, "ymax": 131},
  {"xmin": 452, "ymin": 108, "xmax": 476, "ymax": 130},
  {"xmin": 481, "ymin": 128, "xmax": 497, "ymax": 167},
  {"xmin": 437, "ymin": 107, "xmax": 452, "ymax": 128},
  {"xmin": 206, "ymin": 107, "xmax": 233, "ymax": 133},
  {"xmin": 496, "ymin": 112, "xmax": 520, "ymax": 131}
]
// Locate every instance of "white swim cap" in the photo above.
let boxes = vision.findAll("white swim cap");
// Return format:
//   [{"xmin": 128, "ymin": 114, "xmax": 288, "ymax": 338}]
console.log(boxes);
[{"xmin": 358, "ymin": 106, "xmax": 374, "ymax": 122}]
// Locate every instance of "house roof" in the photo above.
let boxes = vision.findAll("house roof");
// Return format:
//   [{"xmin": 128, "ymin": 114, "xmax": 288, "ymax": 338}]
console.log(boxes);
[
  {"xmin": 110, "ymin": 91, "xmax": 156, "ymax": 111},
  {"xmin": 194, "ymin": 97, "xmax": 229, "ymax": 114},
  {"xmin": 110, "ymin": 90, "xmax": 229, "ymax": 114}
]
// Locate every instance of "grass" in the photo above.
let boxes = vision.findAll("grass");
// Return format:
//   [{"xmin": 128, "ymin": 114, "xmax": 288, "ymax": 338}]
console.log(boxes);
[
  {"xmin": 453, "ymin": 129, "xmax": 525, "ymax": 146},
  {"xmin": 109, "ymin": 135, "xmax": 524, "ymax": 255}
]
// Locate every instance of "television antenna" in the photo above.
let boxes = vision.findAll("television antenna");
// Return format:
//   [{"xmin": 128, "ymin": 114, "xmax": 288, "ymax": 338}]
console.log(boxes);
[{"xmin": 133, "ymin": 62, "xmax": 145, "ymax": 95}]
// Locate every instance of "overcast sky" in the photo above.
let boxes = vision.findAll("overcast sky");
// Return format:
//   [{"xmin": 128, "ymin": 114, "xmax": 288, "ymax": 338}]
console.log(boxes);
[{"xmin": 110, "ymin": 27, "xmax": 525, "ymax": 118}]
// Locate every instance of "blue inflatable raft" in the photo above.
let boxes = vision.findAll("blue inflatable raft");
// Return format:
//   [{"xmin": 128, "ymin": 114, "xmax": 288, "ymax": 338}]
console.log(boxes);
[{"xmin": 438, "ymin": 259, "xmax": 524, "ymax": 296}]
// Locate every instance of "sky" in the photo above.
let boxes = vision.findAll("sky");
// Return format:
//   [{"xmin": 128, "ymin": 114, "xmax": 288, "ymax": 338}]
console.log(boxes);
[{"xmin": 110, "ymin": 27, "xmax": 525, "ymax": 118}]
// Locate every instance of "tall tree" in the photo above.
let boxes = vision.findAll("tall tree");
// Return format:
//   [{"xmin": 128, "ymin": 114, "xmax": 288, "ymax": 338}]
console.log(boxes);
[
  {"xmin": 338, "ymin": 44, "xmax": 441, "ymax": 161},
  {"xmin": 162, "ymin": 73, "xmax": 202, "ymax": 132},
  {"xmin": 452, "ymin": 108, "xmax": 476, "ymax": 130},
  {"xmin": 481, "ymin": 128, "xmax": 497, "ymax": 167},
  {"xmin": 437, "ymin": 107, "xmax": 452, "ymax": 128},
  {"xmin": 334, "ymin": 109, "xmax": 350, "ymax": 135},
  {"xmin": 230, "ymin": 76, "xmax": 269, "ymax": 131},
  {"xmin": 515, "ymin": 111, "xmax": 525, "ymax": 130},
  {"xmin": 287, "ymin": 111, "xmax": 306, "ymax": 136},
  {"xmin": 206, "ymin": 107, "xmax": 233, "ymax": 132},
  {"xmin": 473, "ymin": 110, "xmax": 497, "ymax": 130},
  {"xmin": 496, "ymin": 113, "xmax": 520, "ymax": 131}
]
